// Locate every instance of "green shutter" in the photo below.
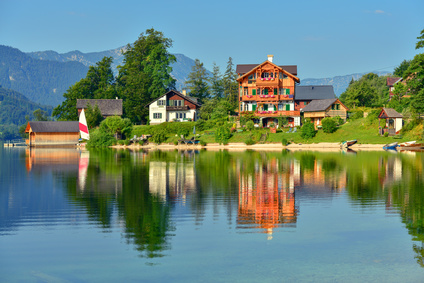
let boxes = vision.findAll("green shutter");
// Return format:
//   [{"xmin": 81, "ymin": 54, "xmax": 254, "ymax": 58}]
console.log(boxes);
[
  {"xmin": 252, "ymin": 89, "xmax": 256, "ymax": 95},
  {"xmin": 265, "ymin": 89, "xmax": 269, "ymax": 95},
  {"xmin": 274, "ymin": 89, "xmax": 277, "ymax": 95},
  {"xmin": 264, "ymin": 104, "xmax": 268, "ymax": 111},
  {"xmin": 286, "ymin": 104, "xmax": 290, "ymax": 111},
  {"xmin": 274, "ymin": 105, "xmax": 276, "ymax": 111},
  {"xmin": 253, "ymin": 104, "xmax": 256, "ymax": 111},
  {"xmin": 285, "ymin": 89, "xmax": 290, "ymax": 95}
]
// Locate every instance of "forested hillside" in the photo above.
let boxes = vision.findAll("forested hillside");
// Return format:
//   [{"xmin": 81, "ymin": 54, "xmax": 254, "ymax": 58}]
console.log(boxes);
[
  {"xmin": 0, "ymin": 86, "xmax": 52, "ymax": 140},
  {"xmin": 0, "ymin": 45, "xmax": 88, "ymax": 106}
]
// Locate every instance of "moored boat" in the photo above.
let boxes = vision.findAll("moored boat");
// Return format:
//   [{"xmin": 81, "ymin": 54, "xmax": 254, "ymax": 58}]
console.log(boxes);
[
  {"xmin": 383, "ymin": 142, "xmax": 398, "ymax": 150},
  {"xmin": 340, "ymin": 140, "xmax": 357, "ymax": 149}
]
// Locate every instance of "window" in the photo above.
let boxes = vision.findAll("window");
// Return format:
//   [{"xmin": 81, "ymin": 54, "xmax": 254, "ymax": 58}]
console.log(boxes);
[
  {"xmin": 283, "ymin": 74, "xmax": 288, "ymax": 79},
  {"xmin": 262, "ymin": 72, "xmax": 269, "ymax": 78},
  {"xmin": 257, "ymin": 89, "xmax": 261, "ymax": 95},
  {"xmin": 244, "ymin": 87, "xmax": 249, "ymax": 95},
  {"xmin": 248, "ymin": 74, "xmax": 256, "ymax": 84},
  {"xmin": 153, "ymin": 113, "xmax": 162, "ymax": 119},
  {"xmin": 278, "ymin": 104, "xmax": 283, "ymax": 111},
  {"xmin": 332, "ymin": 104, "xmax": 340, "ymax": 110},
  {"xmin": 158, "ymin": 100, "xmax": 166, "ymax": 106}
]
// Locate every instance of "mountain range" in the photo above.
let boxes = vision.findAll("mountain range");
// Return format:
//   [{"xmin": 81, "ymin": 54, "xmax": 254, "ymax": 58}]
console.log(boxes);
[{"xmin": 1, "ymin": 44, "xmax": 393, "ymax": 108}]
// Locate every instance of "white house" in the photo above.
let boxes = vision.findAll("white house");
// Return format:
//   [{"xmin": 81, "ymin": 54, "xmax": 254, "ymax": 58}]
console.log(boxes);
[{"xmin": 146, "ymin": 90, "xmax": 201, "ymax": 125}]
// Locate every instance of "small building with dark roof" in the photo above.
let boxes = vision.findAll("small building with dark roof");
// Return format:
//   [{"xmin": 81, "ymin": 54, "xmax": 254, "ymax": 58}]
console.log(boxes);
[
  {"xmin": 76, "ymin": 99, "xmax": 123, "ymax": 118},
  {"xmin": 295, "ymin": 85, "xmax": 336, "ymax": 111},
  {"xmin": 146, "ymin": 90, "xmax": 201, "ymax": 124},
  {"xmin": 378, "ymin": 108, "xmax": 403, "ymax": 136},
  {"xmin": 25, "ymin": 121, "xmax": 80, "ymax": 147},
  {"xmin": 301, "ymin": 98, "xmax": 349, "ymax": 128}
]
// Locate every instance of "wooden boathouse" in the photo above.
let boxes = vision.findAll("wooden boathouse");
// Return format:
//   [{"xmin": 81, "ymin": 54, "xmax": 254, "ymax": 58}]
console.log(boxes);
[{"xmin": 25, "ymin": 121, "xmax": 80, "ymax": 147}]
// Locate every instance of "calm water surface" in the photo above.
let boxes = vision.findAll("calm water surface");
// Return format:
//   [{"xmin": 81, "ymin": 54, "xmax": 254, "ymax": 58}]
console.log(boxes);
[{"xmin": 1, "ymin": 146, "xmax": 424, "ymax": 282}]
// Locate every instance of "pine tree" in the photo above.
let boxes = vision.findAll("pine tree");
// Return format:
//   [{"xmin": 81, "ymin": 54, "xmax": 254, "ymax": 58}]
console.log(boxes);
[
  {"xmin": 209, "ymin": 62, "xmax": 224, "ymax": 99},
  {"xmin": 222, "ymin": 57, "xmax": 238, "ymax": 111},
  {"xmin": 185, "ymin": 59, "xmax": 209, "ymax": 103}
]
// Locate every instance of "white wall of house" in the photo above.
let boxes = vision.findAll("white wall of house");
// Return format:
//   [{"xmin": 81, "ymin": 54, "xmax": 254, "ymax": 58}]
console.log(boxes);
[
  {"xmin": 294, "ymin": 117, "xmax": 301, "ymax": 126},
  {"xmin": 395, "ymin": 118, "xmax": 403, "ymax": 132},
  {"xmin": 149, "ymin": 99, "xmax": 167, "ymax": 124},
  {"xmin": 168, "ymin": 110, "xmax": 197, "ymax": 122}
]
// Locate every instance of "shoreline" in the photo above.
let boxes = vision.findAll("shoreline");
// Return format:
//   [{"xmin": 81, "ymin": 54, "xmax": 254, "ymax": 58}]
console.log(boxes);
[{"xmin": 110, "ymin": 142, "xmax": 387, "ymax": 151}]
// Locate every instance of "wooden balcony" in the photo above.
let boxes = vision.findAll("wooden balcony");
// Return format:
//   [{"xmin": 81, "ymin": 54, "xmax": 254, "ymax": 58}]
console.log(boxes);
[
  {"xmin": 241, "ymin": 110, "xmax": 300, "ymax": 117},
  {"xmin": 241, "ymin": 94, "xmax": 294, "ymax": 102},
  {"xmin": 166, "ymin": 105, "xmax": 189, "ymax": 111},
  {"xmin": 255, "ymin": 78, "xmax": 281, "ymax": 87}
]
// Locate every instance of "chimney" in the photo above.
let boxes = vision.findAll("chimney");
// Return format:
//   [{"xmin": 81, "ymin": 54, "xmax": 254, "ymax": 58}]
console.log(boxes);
[
  {"xmin": 267, "ymin": 55, "xmax": 274, "ymax": 63},
  {"xmin": 182, "ymin": 89, "xmax": 187, "ymax": 96}
]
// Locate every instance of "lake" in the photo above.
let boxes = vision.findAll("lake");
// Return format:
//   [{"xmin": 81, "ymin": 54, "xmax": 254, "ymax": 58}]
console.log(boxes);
[{"xmin": 1, "ymin": 146, "xmax": 424, "ymax": 282}]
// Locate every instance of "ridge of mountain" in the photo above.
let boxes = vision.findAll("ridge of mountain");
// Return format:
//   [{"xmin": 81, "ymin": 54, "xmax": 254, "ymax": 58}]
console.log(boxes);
[
  {"xmin": 300, "ymin": 71, "xmax": 391, "ymax": 96},
  {"xmin": 27, "ymin": 48, "xmax": 200, "ymax": 90},
  {"xmin": 0, "ymin": 45, "xmax": 88, "ymax": 106}
]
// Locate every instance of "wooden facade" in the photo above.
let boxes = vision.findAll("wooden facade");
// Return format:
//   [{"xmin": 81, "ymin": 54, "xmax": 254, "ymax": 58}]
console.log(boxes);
[
  {"xmin": 237, "ymin": 56, "xmax": 301, "ymax": 127},
  {"xmin": 378, "ymin": 108, "xmax": 403, "ymax": 136},
  {"xmin": 302, "ymin": 99, "xmax": 349, "ymax": 128},
  {"xmin": 25, "ymin": 121, "xmax": 80, "ymax": 147}
]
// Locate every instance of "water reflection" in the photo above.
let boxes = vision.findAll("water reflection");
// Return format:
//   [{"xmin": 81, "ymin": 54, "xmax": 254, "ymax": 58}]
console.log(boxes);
[{"xmin": 17, "ymin": 148, "xmax": 424, "ymax": 265}]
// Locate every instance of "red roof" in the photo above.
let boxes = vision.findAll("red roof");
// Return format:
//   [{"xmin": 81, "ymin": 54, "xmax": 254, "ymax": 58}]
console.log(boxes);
[{"xmin": 387, "ymin": 77, "xmax": 401, "ymax": 86}]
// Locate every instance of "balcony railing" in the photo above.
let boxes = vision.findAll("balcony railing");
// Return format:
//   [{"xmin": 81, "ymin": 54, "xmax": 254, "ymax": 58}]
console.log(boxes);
[
  {"xmin": 240, "ymin": 110, "xmax": 300, "ymax": 117},
  {"xmin": 166, "ymin": 105, "xmax": 189, "ymax": 111},
  {"xmin": 241, "ymin": 94, "xmax": 294, "ymax": 102}
]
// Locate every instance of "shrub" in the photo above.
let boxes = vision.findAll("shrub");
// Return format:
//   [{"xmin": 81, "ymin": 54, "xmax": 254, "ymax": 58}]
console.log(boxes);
[
  {"xmin": 138, "ymin": 140, "xmax": 146, "ymax": 146},
  {"xmin": 173, "ymin": 140, "xmax": 178, "ymax": 145},
  {"xmin": 124, "ymin": 140, "xmax": 130, "ymax": 146},
  {"xmin": 350, "ymin": 110, "xmax": 364, "ymax": 120},
  {"xmin": 383, "ymin": 132, "xmax": 389, "ymax": 137},
  {"xmin": 87, "ymin": 129, "xmax": 115, "ymax": 147},
  {"xmin": 245, "ymin": 138, "xmax": 255, "ymax": 145},
  {"xmin": 200, "ymin": 140, "xmax": 207, "ymax": 146},
  {"xmin": 151, "ymin": 129, "xmax": 167, "ymax": 144},
  {"xmin": 215, "ymin": 125, "xmax": 231, "ymax": 144},
  {"xmin": 333, "ymin": 116, "xmax": 344, "ymax": 126},
  {"xmin": 100, "ymin": 116, "xmax": 133, "ymax": 139},
  {"xmin": 321, "ymin": 117, "xmax": 337, "ymax": 133},
  {"xmin": 282, "ymin": 138, "xmax": 288, "ymax": 146},
  {"xmin": 177, "ymin": 127, "xmax": 190, "ymax": 138},
  {"xmin": 300, "ymin": 122, "xmax": 317, "ymax": 139},
  {"xmin": 118, "ymin": 140, "xmax": 125, "ymax": 145},
  {"xmin": 246, "ymin": 120, "xmax": 254, "ymax": 131}
]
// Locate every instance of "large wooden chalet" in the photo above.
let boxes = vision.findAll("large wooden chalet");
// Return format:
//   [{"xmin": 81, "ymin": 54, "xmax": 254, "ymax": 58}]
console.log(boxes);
[{"xmin": 237, "ymin": 55, "xmax": 301, "ymax": 127}]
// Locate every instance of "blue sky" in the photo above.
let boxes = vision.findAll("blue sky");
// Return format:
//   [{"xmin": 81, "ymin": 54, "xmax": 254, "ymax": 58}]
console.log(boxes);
[{"xmin": 1, "ymin": 0, "xmax": 423, "ymax": 79}]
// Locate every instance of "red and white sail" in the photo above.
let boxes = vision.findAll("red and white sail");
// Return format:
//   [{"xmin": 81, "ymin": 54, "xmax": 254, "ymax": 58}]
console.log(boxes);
[{"xmin": 79, "ymin": 109, "xmax": 90, "ymax": 140}]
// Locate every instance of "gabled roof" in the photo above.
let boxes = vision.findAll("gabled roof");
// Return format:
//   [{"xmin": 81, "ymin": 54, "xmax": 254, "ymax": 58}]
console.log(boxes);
[
  {"xmin": 25, "ymin": 121, "xmax": 79, "ymax": 133},
  {"xmin": 76, "ymin": 99, "xmax": 123, "ymax": 116},
  {"xmin": 236, "ymin": 64, "xmax": 298, "ymax": 76},
  {"xmin": 301, "ymin": 98, "xmax": 348, "ymax": 112},
  {"xmin": 145, "ymin": 90, "xmax": 202, "ymax": 107},
  {"xmin": 378, "ymin": 108, "xmax": 403, "ymax": 119},
  {"xmin": 387, "ymin": 77, "xmax": 402, "ymax": 87},
  {"xmin": 236, "ymin": 61, "xmax": 300, "ymax": 83},
  {"xmin": 295, "ymin": 85, "xmax": 336, "ymax": 100}
]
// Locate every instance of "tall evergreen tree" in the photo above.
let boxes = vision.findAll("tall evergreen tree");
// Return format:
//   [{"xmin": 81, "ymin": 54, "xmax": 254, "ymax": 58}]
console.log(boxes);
[
  {"xmin": 209, "ymin": 62, "xmax": 224, "ymax": 99},
  {"xmin": 53, "ymin": 56, "xmax": 116, "ymax": 121},
  {"xmin": 185, "ymin": 59, "xmax": 209, "ymax": 103},
  {"xmin": 222, "ymin": 57, "xmax": 238, "ymax": 110},
  {"xmin": 117, "ymin": 29, "xmax": 176, "ymax": 124}
]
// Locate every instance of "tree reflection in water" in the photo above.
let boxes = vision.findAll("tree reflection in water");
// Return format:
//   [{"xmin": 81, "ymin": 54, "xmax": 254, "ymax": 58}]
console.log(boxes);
[{"xmin": 27, "ymin": 148, "xmax": 424, "ymax": 265}]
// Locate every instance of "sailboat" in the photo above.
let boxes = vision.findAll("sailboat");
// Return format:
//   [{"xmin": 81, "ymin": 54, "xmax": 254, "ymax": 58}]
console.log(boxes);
[{"xmin": 79, "ymin": 109, "xmax": 90, "ymax": 140}]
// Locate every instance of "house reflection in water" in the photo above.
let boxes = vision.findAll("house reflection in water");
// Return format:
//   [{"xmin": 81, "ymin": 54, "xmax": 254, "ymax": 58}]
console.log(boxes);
[
  {"xmin": 25, "ymin": 148, "xmax": 80, "ymax": 173},
  {"xmin": 237, "ymin": 157, "xmax": 299, "ymax": 240},
  {"xmin": 148, "ymin": 152, "xmax": 196, "ymax": 203}
]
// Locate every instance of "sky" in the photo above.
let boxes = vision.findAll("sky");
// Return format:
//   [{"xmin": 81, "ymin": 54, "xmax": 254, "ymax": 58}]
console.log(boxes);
[{"xmin": 1, "ymin": 0, "xmax": 423, "ymax": 79}]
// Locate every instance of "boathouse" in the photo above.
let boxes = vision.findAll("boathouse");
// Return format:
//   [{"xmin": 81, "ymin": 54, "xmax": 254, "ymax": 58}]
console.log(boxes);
[
  {"xmin": 378, "ymin": 108, "xmax": 403, "ymax": 136},
  {"xmin": 25, "ymin": 121, "xmax": 80, "ymax": 147}
]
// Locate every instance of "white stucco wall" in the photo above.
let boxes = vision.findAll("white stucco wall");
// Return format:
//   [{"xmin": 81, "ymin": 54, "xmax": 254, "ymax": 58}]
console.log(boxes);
[
  {"xmin": 149, "ymin": 99, "xmax": 167, "ymax": 124},
  {"xmin": 395, "ymin": 118, "xmax": 403, "ymax": 132}
]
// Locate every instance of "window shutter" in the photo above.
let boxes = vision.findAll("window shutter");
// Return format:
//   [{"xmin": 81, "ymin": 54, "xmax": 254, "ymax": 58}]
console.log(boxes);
[
  {"xmin": 285, "ymin": 89, "xmax": 290, "ymax": 95},
  {"xmin": 253, "ymin": 104, "xmax": 256, "ymax": 111},
  {"xmin": 274, "ymin": 89, "xmax": 277, "ymax": 95},
  {"xmin": 265, "ymin": 89, "xmax": 268, "ymax": 95},
  {"xmin": 286, "ymin": 104, "xmax": 290, "ymax": 111},
  {"xmin": 252, "ymin": 89, "xmax": 256, "ymax": 95}
]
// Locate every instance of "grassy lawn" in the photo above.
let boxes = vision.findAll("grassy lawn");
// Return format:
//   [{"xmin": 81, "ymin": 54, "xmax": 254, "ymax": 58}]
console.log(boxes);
[{"xmin": 132, "ymin": 118, "xmax": 423, "ymax": 145}]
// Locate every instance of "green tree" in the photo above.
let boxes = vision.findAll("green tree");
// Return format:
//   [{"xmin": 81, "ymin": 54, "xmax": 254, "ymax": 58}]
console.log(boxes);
[
  {"xmin": 85, "ymin": 103, "xmax": 104, "ymax": 129},
  {"xmin": 185, "ymin": 59, "xmax": 209, "ymax": 103},
  {"xmin": 394, "ymin": 60, "xmax": 412, "ymax": 77},
  {"xmin": 416, "ymin": 28, "xmax": 424, "ymax": 50},
  {"xmin": 340, "ymin": 76, "xmax": 379, "ymax": 108},
  {"xmin": 53, "ymin": 56, "xmax": 116, "ymax": 121},
  {"xmin": 321, "ymin": 117, "xmax": 337, "ymax": 133},
  {"xmin": 33, "ymin": 109, "xmax": 49, "ymax": 121},
  {"xmin": 117, "ymin": 29, "xmax": 176, "ymax": 124},
  {"xmin": 99, "ymin": 116, "xmax": 133, "ymax": 139},
  {"xmin": 222, "ymin": 57, "xmax": 238, "ymax": 110},
  {"xmin": 210, "ymin": 62, "xmax": 224, "ymax": 99},
  {"xmin": 215, "ymin": 125, "xmax": 231, "ymax": 144},
  {"xmin": 300, "ymin": 122, "xmax": 316, "ymax": 139}
]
